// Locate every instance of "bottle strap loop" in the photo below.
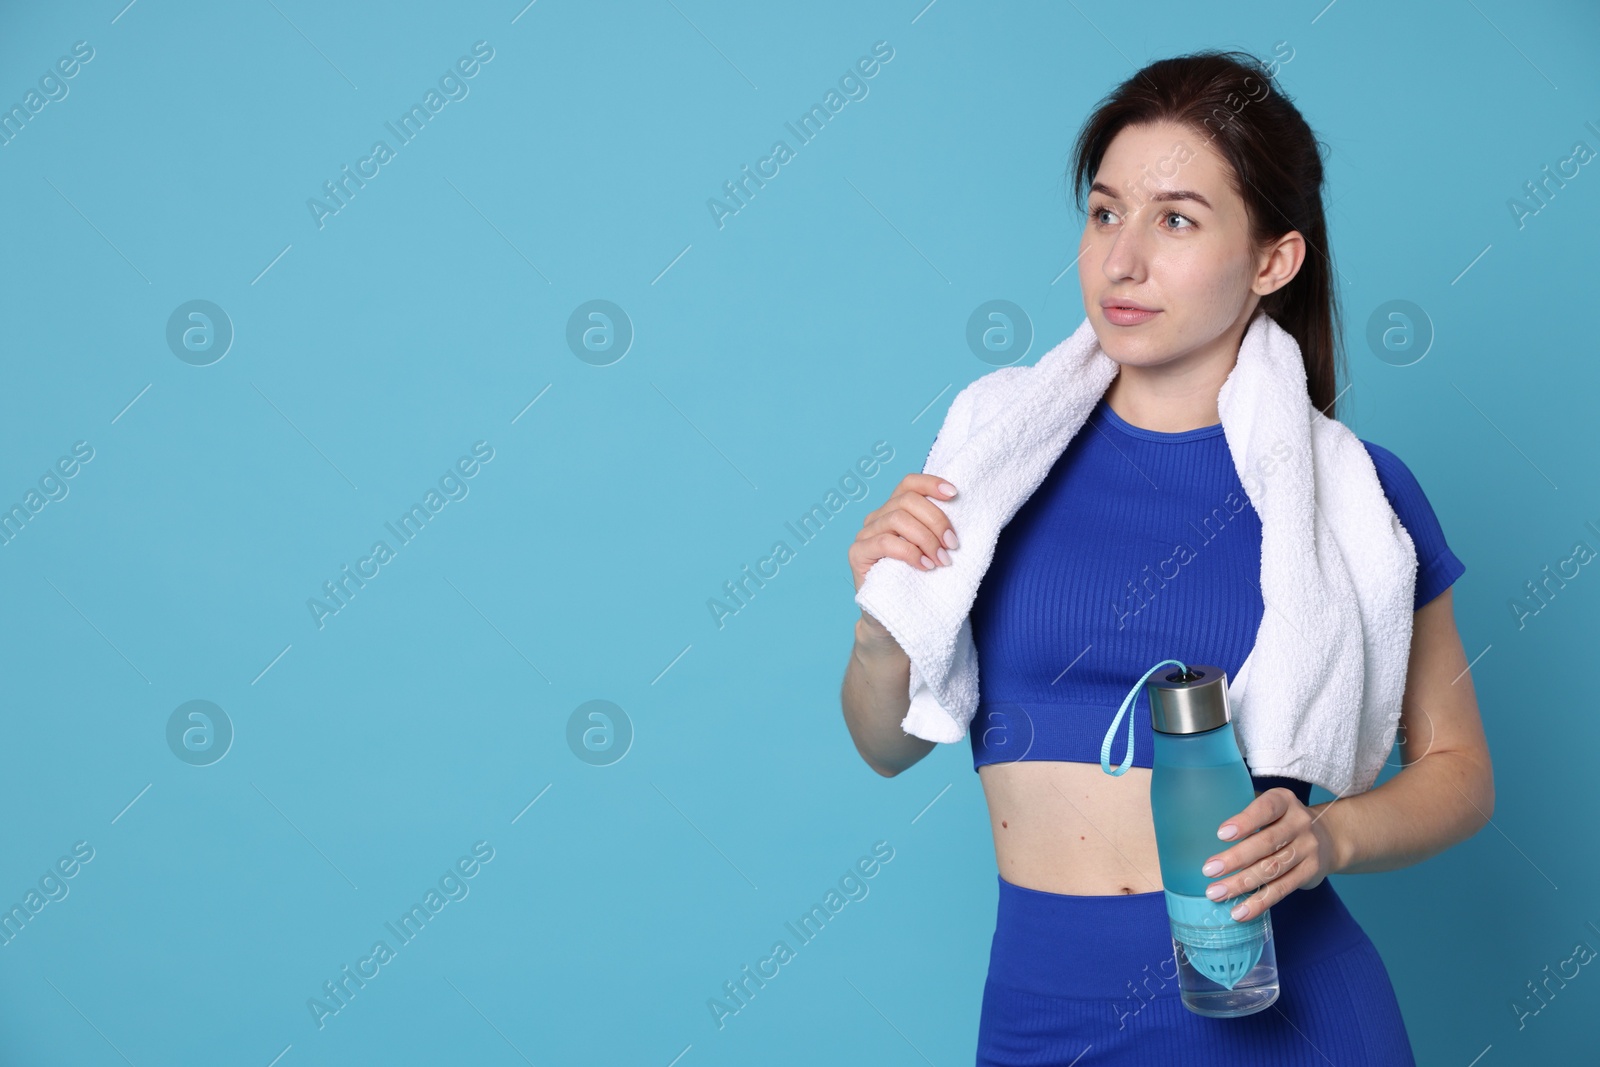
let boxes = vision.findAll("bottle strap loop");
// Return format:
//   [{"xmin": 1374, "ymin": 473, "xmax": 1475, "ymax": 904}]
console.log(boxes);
[{"xmin": 1100, "ymin": 658, "xmax": 1188, "ymax": 776}]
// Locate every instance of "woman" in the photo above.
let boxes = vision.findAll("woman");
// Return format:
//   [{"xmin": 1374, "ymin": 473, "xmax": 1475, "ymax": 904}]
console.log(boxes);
[{"xmin": 840, "ymin": 51, "xmax": 1493, "ymax": 1064}]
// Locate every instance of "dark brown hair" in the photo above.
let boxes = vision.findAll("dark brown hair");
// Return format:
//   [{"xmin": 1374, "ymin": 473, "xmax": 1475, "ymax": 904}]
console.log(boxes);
[{"xmin": 1066, "ymin": 49, "xmax": 1345, "ymax": 420}]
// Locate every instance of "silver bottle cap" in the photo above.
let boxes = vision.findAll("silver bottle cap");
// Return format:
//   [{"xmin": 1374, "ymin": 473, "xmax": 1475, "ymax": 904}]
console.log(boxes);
[{"xmin": 1148, "ymin": 664, "xmax": 1231, "ymax": 735}]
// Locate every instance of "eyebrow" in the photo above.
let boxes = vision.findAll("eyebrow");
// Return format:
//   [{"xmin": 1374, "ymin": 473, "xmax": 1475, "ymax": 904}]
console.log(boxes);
[{"xmin": 1089, "ymin": 180, "xmax": 1213, "ymax": 211}]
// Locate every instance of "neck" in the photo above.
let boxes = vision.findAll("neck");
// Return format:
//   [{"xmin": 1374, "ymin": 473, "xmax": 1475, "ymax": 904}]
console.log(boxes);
[{"xmin": 1101, "ymin": 316, "xmax": 1251, "ymax": 433}]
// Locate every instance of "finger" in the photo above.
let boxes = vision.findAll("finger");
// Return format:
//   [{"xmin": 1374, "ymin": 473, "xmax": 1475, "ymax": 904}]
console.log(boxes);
[
  {"xmin": 858, "ymin": 510, "xmax": 949, "ymax": 567},
  {"xmin": 867, "ymin": 475, "xmax": 953, "ymax": 523},
  {"xmin": 1201, "ymin": 793, "xmax": 1293, "ymax": 875},
  {"xmin": 860, "ymin": 527, "xmax": 939, "ymax": 572},
  {"xmin": 1206, "ymin": 840, "xmax": 1301, "ymax": 903},
  {"xmin": 906, "ymin": 472, "xmax": 958, "ymax": 497},
  {"xmin": 1228, "ymin": 855, "xmax": 1310, "ymax": 922},
  {"xmin": 858, "ymin": 513, "xmax": 944, "ymax": 568},
  {"xmin": 860, "ymin": 475, "xmax": 956, "ymax": 544},
  {"xmin": 1204, "ymin": 825, "xmax": 1299, "ymax": 887},
  {"xmin": 890, "ymin": 485, "xmax": 961, "ymax": 551},
  {"xmin": 1216, "ymin": 786, "xmax": 1292, "ymax": 842}
]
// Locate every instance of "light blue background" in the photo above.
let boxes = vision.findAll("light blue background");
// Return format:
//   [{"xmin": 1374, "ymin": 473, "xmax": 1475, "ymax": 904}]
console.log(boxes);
[{"xmin": 1, "ymin": 1, "xmax": 1596, "ymax": 1063}]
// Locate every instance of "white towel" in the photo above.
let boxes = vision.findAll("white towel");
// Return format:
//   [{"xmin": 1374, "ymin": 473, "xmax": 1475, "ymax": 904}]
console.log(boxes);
[{"xmin": 854, "ymin": 310, "xmax": 1417, "ymax": 798}]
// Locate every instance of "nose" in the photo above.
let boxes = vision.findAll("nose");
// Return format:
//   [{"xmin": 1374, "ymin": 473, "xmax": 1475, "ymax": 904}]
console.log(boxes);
[{"xmin": 1096, "ymin": 206, "xmax": 1149, "ymax": 284}]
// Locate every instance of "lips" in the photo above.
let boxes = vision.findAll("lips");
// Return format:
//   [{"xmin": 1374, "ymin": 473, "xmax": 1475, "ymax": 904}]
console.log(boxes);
[
  {"xmin": 1101, "ymin": 302, "xmax": 1159, "ymax": 326},
  {"xmin": 1101, "ymin": 298, "xmax": 1156, "ymax": 312}
]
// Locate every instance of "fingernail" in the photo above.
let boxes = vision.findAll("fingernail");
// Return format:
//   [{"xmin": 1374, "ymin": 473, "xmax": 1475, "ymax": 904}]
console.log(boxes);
[
  {"xmin": 1230, "ymin": 904, "xmax": 1249, "ymax": 920},
  {"xmin": 1206, "ymin": 884, "xmax": 1227, "ymax": 900},
  {"xmin": 1201, "ymin": 860, "xmax": 1222, "ymax": 877},
  {"xmin": 936, "ymin": 548, "xmax": 951, "ymax": 566},
  {"xmin": 943, "ymin": 528, "xmax": 959, "ymax": 550},
  {"xmin": 920, "ymin": 555, "xmax": 936, "ymax": 569},
  {"xmin": 1218, "ymin": 824, "xmax": 1238, "ymax": 840},
  {"xmin": 938, "ymin": 482, "xmax": 956, "ymax": 497}
]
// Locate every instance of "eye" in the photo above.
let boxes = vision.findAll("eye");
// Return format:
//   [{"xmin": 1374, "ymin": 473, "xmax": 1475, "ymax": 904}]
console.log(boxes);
[
  {"xmin": 1163, "ymin": 211, "xmax": 1195, "ymax": 230},
  {"xmin": 1090, "ymin": 202, "xmax": 1119, "ymax": 226}
]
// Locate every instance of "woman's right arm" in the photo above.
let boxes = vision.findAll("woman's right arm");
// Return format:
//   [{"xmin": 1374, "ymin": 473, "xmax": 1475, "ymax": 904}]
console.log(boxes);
[{"xmin": 840, "ymin": 473, "xmax": 959, "ymax": 777}]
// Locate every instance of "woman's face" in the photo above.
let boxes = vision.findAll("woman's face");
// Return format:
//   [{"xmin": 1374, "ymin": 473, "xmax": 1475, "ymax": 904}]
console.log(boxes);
[{"xmin": 1078, "ymin": 120, "xmax": 1295, "ymax": 371}]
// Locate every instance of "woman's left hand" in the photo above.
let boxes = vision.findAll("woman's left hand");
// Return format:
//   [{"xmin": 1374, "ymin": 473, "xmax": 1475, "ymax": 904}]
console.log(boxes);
[{"xmin": 1200, "ymin": 788, "xmax": 1341, "ymax": 922}]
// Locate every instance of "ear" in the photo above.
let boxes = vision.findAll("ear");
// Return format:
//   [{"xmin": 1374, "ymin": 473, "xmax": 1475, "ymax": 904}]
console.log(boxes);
[{"xmin": 1254, "ymin": 231, "xmax": 1306, "ymax": 297}]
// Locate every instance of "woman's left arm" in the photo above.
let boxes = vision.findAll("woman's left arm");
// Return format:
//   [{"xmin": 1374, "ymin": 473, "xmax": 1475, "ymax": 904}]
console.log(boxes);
[{"xmin": 1200, "ymin": 586, "xmax": 1495, "ymax": 920}]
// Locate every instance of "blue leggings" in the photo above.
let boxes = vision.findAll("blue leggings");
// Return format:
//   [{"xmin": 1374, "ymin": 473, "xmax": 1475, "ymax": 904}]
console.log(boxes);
[{"xmin": 977, "ymin": 874, "xmax": 1415, "ymax": 1065}]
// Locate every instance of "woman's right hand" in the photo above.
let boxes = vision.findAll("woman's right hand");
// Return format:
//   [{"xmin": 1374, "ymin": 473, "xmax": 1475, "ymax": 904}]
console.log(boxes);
[{"xmin": 848, "ymin": 473, "xmax": 960, "ymax": 595}]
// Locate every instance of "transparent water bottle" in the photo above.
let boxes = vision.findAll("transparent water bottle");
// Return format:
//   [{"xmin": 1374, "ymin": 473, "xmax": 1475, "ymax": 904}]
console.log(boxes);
[{"xmin": 1147, "ymin": 663, "xmax": 1279, "ymax": 1017}]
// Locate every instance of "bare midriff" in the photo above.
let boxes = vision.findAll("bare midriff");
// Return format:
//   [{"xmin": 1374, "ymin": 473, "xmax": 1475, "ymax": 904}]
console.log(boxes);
[{"xmin": 978, "ymin": 760, "xmax": 1168, "ymax": 896}]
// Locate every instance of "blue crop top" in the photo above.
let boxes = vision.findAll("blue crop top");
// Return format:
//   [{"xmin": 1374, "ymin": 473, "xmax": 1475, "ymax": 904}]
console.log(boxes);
[{"xmin": 966, "ymin": 395, "xmax": 1466, "ymax": 803}]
